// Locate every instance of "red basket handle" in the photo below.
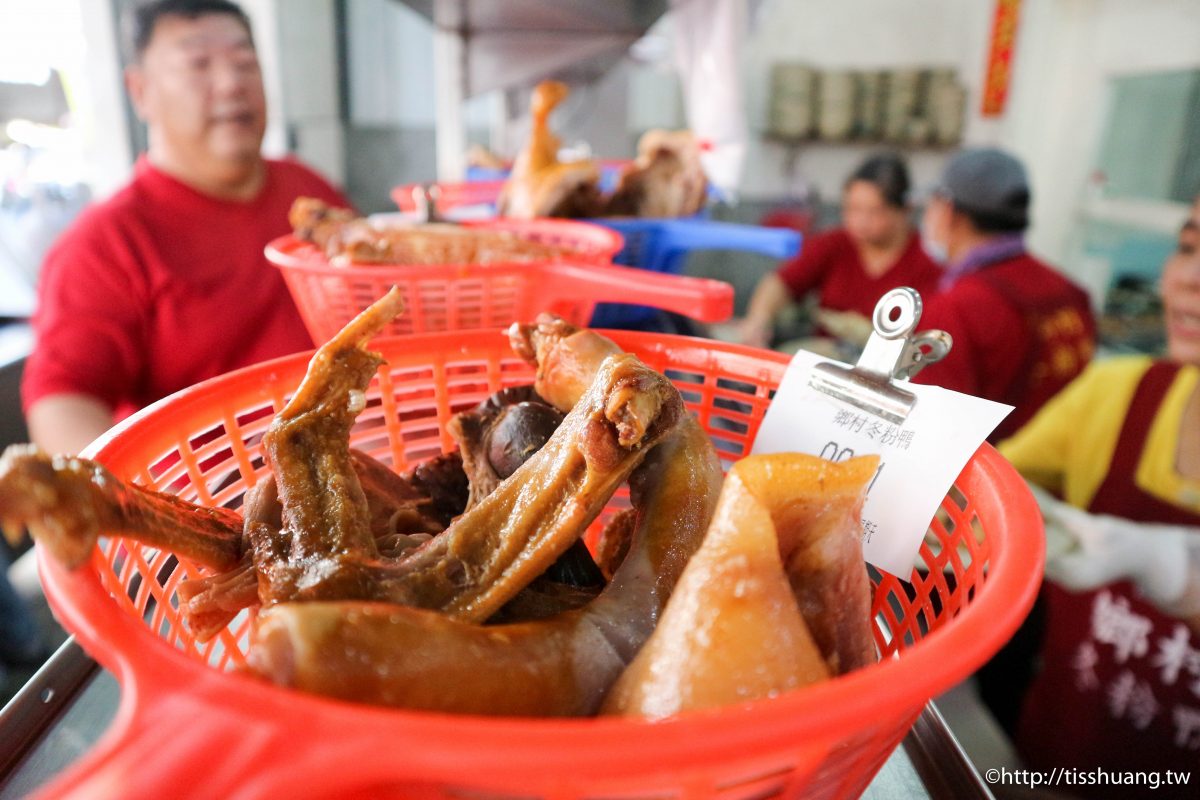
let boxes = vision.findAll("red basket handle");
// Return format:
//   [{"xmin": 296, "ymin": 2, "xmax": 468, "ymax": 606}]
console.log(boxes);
[
  {"xmin": 537, "ymin": 262, "xmax": 733, "ymax": 322},
  {"xmin": 38, "ymin": 678, "xmax": 289, "ymax": 800},
  {"xmin": 34, "ymin": 555, "xmax": 455, "ymax": 799},
  {"xmin": 35, "ymin": 674, "xmax": 463, "ymax": 800}
]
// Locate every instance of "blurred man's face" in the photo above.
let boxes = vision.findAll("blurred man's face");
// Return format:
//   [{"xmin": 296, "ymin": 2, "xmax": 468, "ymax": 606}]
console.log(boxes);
[
  {"xmin": 128, "ymin": 13, "xmax": 266, "ymax": 173},
  {"xmin": 920, "ymin": 194, "xmax": 953, "ymax": 265},
  {"xmin": 842, "ymin": 181, "xmax": 907, "ymax": 248},
  {"xmin": 1162, "ymin": 204, "xmax": 1200, "ymax": 364}
]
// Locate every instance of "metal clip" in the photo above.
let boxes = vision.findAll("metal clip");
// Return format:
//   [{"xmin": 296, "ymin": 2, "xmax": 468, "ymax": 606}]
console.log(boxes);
[{"xmin": 808, "ymin": 287, "xmax": 952, "ymax": 425}]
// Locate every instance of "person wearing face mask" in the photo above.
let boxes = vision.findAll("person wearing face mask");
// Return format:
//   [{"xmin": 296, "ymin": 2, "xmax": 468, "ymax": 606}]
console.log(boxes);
[
  {"xmin": 992, "ymin": 198, "xmax": 1200, "ymax": 798},
  {"xmin": 21, "ymin": 0, "xmax": 349, "ymax": 456},
  {"xmin": 914, "ymin": 148, "xmax": 1096, "ymax": 442},
  {"xmin": 738, "ymin": 153, "xmax": 940, "ymax": 349}
]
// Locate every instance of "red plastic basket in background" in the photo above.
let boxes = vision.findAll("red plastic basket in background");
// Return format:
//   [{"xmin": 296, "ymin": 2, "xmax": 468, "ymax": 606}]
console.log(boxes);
[
  {"xmin": 37, "ymin": 330, "xmax": 1043, "ymax": 800},
  {"xmin": 267, "ymin": 222, "xmax": 733, "ymax": 344},
  {"xmin": 393, "ymin": 180, "xmax": 508, "ymax": 216}
]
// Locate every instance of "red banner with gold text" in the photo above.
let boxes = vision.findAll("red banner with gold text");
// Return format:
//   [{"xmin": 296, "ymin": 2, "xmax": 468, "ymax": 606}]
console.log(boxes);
[{"xmin": 982, "ymin": 0, "xmax": 1022, "ymax": 116}]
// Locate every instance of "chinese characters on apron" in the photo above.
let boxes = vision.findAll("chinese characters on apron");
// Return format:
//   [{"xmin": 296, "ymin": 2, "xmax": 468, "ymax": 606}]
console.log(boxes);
[{"xmin": 1018, "ymin": 362, "xmax": 1200, "ymax": 795}]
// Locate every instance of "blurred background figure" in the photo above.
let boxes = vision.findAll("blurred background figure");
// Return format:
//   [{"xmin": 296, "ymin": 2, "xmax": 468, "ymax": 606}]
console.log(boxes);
[
  {"xmin": 738, "ymin": 152, "xmax": 939, "ymax": 352},
  {"xmin": 4, "ymin": 0, "xmax": 350, "ymax": 700},
  {"xmin": 996, "ymin": 196, "xmax": 1200, "ymax": 798},
  {"xmin": 914, "ymin": 148, "xmax": 1096, "ymax": 442},
  {"xmin": 20, "ymin": 0, "xmax": 349, "ymax": 458}
]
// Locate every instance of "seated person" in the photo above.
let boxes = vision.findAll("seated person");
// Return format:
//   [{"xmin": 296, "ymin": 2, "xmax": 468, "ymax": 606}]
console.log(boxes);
[
  {"xmin": 21, "ymin": 0, "xmax": 349, "ymax": 456},
  {"xmin": 997, "ymin": 197, "xmax": 1200, "ymax": 798},
  {"xmin": 739, "ymin": 152, "xmax": 940, "ymax": 349},
  {"xmin": 914, "ymin": 148, "xmax": 1095, "ymax": 442}
]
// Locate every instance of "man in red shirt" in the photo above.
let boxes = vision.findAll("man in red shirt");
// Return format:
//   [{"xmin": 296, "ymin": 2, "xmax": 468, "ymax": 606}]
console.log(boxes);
[
  {"xmin": 22, "ymin": 0, "xmax": 349, "ymax": 454},
  {"xmin": 914, "ymin": 148, "xmax": 1095, "ymax": 442}
]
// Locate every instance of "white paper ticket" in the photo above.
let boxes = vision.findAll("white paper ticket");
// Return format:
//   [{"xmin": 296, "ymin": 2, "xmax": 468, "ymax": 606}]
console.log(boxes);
[{"xmin": 751, "ymin": 348, "xmax": 1012, "ymax": 578}]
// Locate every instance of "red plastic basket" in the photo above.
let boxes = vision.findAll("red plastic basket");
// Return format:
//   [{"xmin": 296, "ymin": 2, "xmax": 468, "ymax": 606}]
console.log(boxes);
[
  {"xmin": 37, "ymin": 330, "xmax": 1043, "ymax": 800},
  {"xmin": 267, "ymin": 226, "xmax": 732, "ymax": 344}
]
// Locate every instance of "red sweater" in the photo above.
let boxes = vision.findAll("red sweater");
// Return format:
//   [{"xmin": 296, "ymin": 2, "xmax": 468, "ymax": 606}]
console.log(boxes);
[
  {"xmin": 23, "ymin": 157, "xmax": 348, "ymax": 419},
  {"xmin": 775, "ymin": 228, "xmax": 941, "ymax": 318},
  {"xmin": 914, "ymin": 253, "xmax": 1096, "ymax": 442}
]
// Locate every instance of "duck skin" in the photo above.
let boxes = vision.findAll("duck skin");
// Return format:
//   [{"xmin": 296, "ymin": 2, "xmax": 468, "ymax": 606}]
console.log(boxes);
[
  {"xmin": 601, "ymin": 453, "xmax": 879, "ymax": 718},
  {"xmin": 289, "ymin": 197, "xmax": 574, "ymax": 265},
  {"xmin": 246, "ymin": 414, "xmax": 721, "ymax": 715},
  {"xmin": 378, "ymin": 351, "xmax": 682, "ymax": 621},
  {"xmin": 448, "ymin": 384, "xmax": 605, "ymax": 614},
  {"xmin": 605, "ymin": 130, "xmax": 707, "ymax": 219},
  {"xmin": 447, "ymin": 385, "xmax": 562, "ymax": 512},
  {"xmin": 497, "ymin": 81, "xmax": 603, "ymax": 220},
  {"xmin": 178, "ymin": 448, "xmax": 457, "ymax": 642},
  {"xmin": 251, "ymin": 283, "xmax": 683, "ymax": 621},
  {"xmin": 0, "ymin": 446, "xmax": 243, "ymax": 572},
  {"xmin": 507, "ymin": 313, "xmax": 623, "ymax": 413}
]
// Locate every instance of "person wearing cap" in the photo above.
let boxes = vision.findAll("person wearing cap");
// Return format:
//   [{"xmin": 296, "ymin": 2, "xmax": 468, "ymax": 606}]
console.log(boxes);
[
  {"xmin": 739, "ymin": 152, "xmax": 941, "ymax": 349},
  {"xmin": 990, "ymin": 197, "xmax": 1200, "ymax": 798},
  {"xmin": 21, "ymin": 0, "xmax": 349, "ymax": 456},
  {"xmin": 913, "ymin": 147, "xmax": 1096, "ymax": 442}
]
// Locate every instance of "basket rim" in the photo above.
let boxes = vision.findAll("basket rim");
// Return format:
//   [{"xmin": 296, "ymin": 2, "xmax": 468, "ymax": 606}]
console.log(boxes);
[{"xmin": 42, "ymin": 328, "xmax": 1044, "ymax": 769}]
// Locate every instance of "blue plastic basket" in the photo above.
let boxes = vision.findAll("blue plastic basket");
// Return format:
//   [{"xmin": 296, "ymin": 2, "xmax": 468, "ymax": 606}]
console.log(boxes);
[
  {"xmin": 589, "ymin": 218, "xmax": 801, "ymax": 329},
  {"xmin": 465, "ymin": 164, "xmax": 625, "ymax": 192}
]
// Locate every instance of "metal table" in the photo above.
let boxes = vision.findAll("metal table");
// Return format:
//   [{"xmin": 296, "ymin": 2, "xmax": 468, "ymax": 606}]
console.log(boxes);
[{"xmin": 0, "ymin": 639, "xmax": 992, "ymax": 799}]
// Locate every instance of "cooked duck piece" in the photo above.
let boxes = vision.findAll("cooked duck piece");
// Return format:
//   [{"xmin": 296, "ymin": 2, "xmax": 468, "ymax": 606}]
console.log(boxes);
[
  {"xmin": 289, "ymin": 198, "xmax": 575, "ymax": 265},
  {"xmin": 247, "ymin": 416, "xmax": 722, "ymax": 715},
  {"xmin": 594, "ymin": 508, "xmax": 637, "ymax": 581},
  {"xmin": 176, "ymin": 475, "xmax": 280, "ymax": 642},
  {"xmin": 601, "ymin": 453, "xmax": 879, "ymax": 719},
  {"xmin": 175, "ymin": 558, "xmax": 259, "ymax": 641},
  {"xmin": 448, "ymin": 384, "xmax": 603, "ymax": 596},
  {"xmin": 514, "ymin": 81, "xmax": 568, "ymax": 175},
  {"xmin": 508, "ymin": 313, "xmax": 623, "ymax": 412},
  {"xmin": 447, "ymin": 386, "xmax": 563, "ymax": 510},
  {"xmin": 249, "ymin": 280, "xmax": 681, "ymax": 618},
  {"xmin": 777, "ymin": 463, "xmax": 879, "ymax": 675},
  {"xmin": 499, "ymin": 161, "xmax": 604, "ymax": 220},
  {"xmin": 250, "ymin": 287, "xmax": 407, "ymax": 603},
  {"xmin": 250, "ymin": 599, "xmax": 619, "ymax": 715},
  {"xmin": 605, "ymin": 129, "xmax": 707, "ymax": 219},
  {"xmin": 180, "ymin": 450, "xmax": 454, "ymax": 642},
  {"xmin": 381, "ymin": 352, "xmax": 683, "ymax": 621},
  {"xmin": 497, "ymin": 81, "xmax": 604, "ymax": 220},
  {"xmin": 351, "ymin": 449, "xmax": 445, "ymax": 539},
  {"xmin": 0, "ymin": 445, "xmax": 243, "ymax": 572},
  {"xmin": 502, "ymin": 316, "xmax": 634, "ymax": 589},
  {"xmin": 288, "ymin": 196, "xmax": 357, "ymax": 252},
  {"xmin": 402, "ymin": 451, "xmax": 469, "ymax": 528}
]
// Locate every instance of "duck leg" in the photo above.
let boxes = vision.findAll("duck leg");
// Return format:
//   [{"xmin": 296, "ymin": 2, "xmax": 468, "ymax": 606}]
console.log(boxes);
[
  {"xmin": 180, "ymin": 450, "xmax": 455, "ymax": 642},
  {"xmin": 601, "ymin": 453, "xmax": 879, "ymax": 718},
  {"xmin": 508, "ymin": 314, "xmax": 622, "ymax": 412},
  {"xmin": 381, "ymin": 352, "xmax": 682, "ymax": 621},
  {"xmin": 251, "ymin": 290, "xmax": 682, "ymax": 621},
  {"xmin": 0, "ymin": 446, "xmax": 243, "ymax": 572},
  {"xmin": 246, "ymin": 415, "xmax": 720, "ymax": 715}
]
